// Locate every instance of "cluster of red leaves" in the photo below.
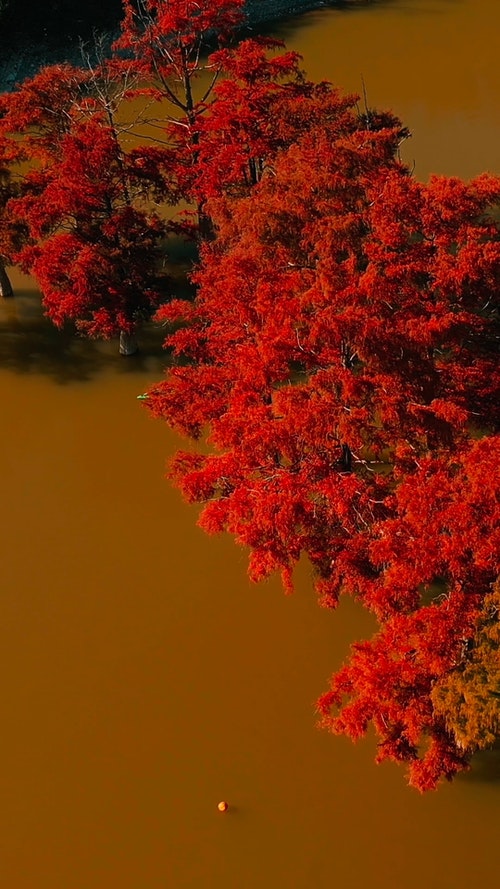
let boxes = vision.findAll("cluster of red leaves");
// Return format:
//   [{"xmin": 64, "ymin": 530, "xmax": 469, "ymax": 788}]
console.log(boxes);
[
  {"xmin": 318, "ymin": 438, "xmax": 500, "ymax": 789},
  {"xmin": 114, "ymin": 0, "xmax": 245, "ymax": 67},
  {"xmin": 192, "ymin": 37, "xmax": 310, "ymax": 199},
  {"xmin": 0, "ymin": 61, "xmax": 175, "ymax": 337},
  {"xmin": 146, "ymin": 91, "xmax": 500, "ymax": 789},
  {"xmin": 0, "ymin": 1, "xmax": 311, "ymax": 332},
  {"xmin": 0, "ymin": 0, "xmax": 498, "ymax": 789}
]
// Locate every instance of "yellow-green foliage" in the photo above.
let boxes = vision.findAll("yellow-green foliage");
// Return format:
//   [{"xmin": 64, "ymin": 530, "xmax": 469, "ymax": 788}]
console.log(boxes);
[{"xmin": 432, "ymin": 581, "xmax": 500, "ymax": 752}]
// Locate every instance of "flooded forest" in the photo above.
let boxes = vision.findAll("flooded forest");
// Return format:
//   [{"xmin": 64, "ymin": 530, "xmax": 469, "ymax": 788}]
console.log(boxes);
[{"xmin": 0, "ymin": 1, "xmax": 498, "ymax": 887}]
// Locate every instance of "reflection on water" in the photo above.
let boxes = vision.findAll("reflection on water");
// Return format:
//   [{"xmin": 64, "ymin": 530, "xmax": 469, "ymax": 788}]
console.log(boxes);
[
  {"xmin": 0, "ymin": 1, "xmax": 498, "ymax": 886},
  {"xmin": 0, "ymin": 301, "xmax": 164, "ymax": 382},
  {"xmin": 0, "ymin": 272, "xmax": 169, "ymax": 383}
]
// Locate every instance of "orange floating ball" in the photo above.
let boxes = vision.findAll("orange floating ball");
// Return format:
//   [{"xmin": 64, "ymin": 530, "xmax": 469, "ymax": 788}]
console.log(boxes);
[{"xmin": 217, "ymin": 801, "xmax": 229, "ymax": 813}]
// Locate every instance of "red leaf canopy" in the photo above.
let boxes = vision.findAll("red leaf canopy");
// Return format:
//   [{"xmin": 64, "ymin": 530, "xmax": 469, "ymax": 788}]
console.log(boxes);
[{"xmin": 146, "ymin": 94, "xmax": 500, "ymax": 788}]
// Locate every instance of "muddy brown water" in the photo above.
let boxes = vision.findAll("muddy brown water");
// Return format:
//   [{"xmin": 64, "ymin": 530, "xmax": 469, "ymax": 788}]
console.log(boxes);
[{"xmin": 0, "ymin": 2, "xmax": 499, "ymax": 887}]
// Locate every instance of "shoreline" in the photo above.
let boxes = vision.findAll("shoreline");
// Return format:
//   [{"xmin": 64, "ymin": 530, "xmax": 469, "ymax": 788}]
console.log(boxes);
[
  {"xmin": 245, "ymin": 0, "xmax": 330, "ymax": 24},
  {"xmin": 0, "ymin": 0, "xmax": 337, "ymax": 93}
]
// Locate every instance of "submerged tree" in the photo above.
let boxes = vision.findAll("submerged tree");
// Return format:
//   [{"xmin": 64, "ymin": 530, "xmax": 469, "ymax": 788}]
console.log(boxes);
[
  {"xmin": 192, "ymin": 36, "xmax": 312, "ymax": 202},
  {"xmin": 145, "ymin": 92, "xmax": 500, "ymax": 788},
  {"xmin": 1, "ymin": 0, "xmax": 498, "ymax": 789},
  {"xmin": 1, "ymin": 62, "xmax": 175, "ymax": 352},
  {"xmin": 318, "ymin": 437, "xmax": 500, "ymax": 790},
  {"xmin": 112, "ymin": 0, "xmax": 246, "ymax": 228},
  {"xmin": 0, "ymin": 1, "xmax": 312, "ymax": 335},
  {"xmin": 0, "ymin": 136, "xmax": 25, "ymax": 298},
  {"xmin": 113, "ymin": 2, "xmax": 324, "ymax": 229},
  {"xmin": 0, "ymin": 64, "xmax": 88, "ymax": 299}
]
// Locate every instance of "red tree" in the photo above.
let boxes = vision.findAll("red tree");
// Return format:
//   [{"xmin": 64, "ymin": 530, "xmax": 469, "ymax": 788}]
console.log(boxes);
[
  {"xmin": 112, "ymin": 0, "xmax": 246, "ymax": 227},
  {"xmin": 113, "ymin": 0, "xmax": 245, "ymax": 119},
  {"xmin": 192, "ymin": 36, "xmax": 311, "ymax": 201},
  {"xmin": 1, "ymin": 62, "xmax": 175, "ymax": 352},
  {"xmin": 0, "ymin": 134, "xmax": 26, "ymax": 298},
  {"xmin": 113, "ymin": 2, "xmax": 326, "ymax": 230},
  {"xmin": 0, "ymin": 63, "xmax": 92, "ymax": 299},
  {"xmin": 1, "ymin": 9, "xmax": 498, "ymax": 786},
  {"xmin": 145, "ymin": 95, "xmax": 500, "ymax": 787},
  {"xmin": 318, "ymin": 438, "xmax": 500, "ymax": 790}
]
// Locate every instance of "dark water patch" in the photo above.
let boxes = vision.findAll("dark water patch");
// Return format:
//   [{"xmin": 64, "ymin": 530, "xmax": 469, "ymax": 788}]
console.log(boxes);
[
  {"xmin": 0, "ymin": 291, "xmax": 168, "ymax": 383},
  {"xmin": 0, "ymin": 0, "xmax": 122, "ymax": 46},
  {"xmin": 459, "ymin": 742, "xmax": 500, "ymax": 784},
  {"xmin": 0, "ymin": 0, "xmax": 399, "ymax": 92}
]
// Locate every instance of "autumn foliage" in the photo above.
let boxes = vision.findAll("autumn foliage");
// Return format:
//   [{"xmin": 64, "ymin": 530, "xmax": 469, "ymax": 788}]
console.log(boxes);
[
  {"xmin": 0, "ymin": 0, "xmax": 498, "ymax": 789},
  {"xmin": 431, "ymin": 579, "xmax": 500, "ymax": 754},
  {"xmin": 145, "ymin": 82, "xmax": 500, "ymax": 789},
  {"xmin": 0, "ymin": 62, "xmax": 176, "ymax": 347}
]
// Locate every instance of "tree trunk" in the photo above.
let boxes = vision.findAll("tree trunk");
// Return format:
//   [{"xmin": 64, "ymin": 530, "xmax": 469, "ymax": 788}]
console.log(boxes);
[
  {"xmin": 0, "ymin": 259, "xmax": 13, "ymax": 298},
  {"xmin": 341, "ymin": 443, "xmax": 352, "ymax": 472},
  {"xmin": 119, "ymin": 329, "xmax": 139, "ymax": 356},
  {"xmin": 198, "ymin": 205, "xmax": 215, "ymax": 242}
]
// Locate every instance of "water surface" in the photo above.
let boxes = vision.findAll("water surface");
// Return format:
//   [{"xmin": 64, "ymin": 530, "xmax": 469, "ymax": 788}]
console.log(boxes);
[{"xmin": 0, "ymin": 2, "xmax": 499, "ymax": 886}]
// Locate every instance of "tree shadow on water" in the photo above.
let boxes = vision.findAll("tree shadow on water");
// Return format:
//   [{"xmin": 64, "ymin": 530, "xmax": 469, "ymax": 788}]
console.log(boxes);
[
  {"xmin": 458, "ymin": 742, "xmax": 500, "ymax": 785},
  {"xmin": 0, "ymin": 291, "xmax": 169, "ymax": 385}
]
